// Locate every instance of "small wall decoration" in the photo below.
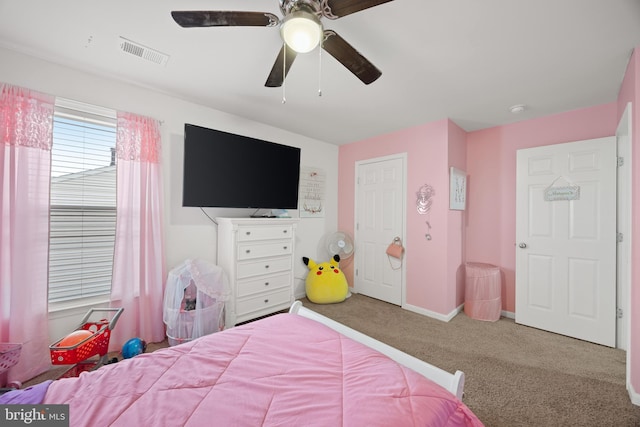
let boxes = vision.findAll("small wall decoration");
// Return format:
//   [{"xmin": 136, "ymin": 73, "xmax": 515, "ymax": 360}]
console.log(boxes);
[
  {"xmin": 416, "ymin": 184, "xmax": 434, "ymax": 240},
  {"xmin": 299, "ymin": 166, "xmax": 326, "ymax": 217},
  {"xmin": 416, "ymin": 184, "xmax": 435, "ymax": 215},
  {"xmin": 449, "ymin": 167, "xmax": 466, "ymax": 210}
]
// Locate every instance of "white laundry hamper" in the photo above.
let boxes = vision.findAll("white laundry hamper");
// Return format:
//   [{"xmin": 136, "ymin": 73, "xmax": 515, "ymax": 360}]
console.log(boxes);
[{"xmin": 163, "ymin": 259, "xmax": 230, "ymax": 346}]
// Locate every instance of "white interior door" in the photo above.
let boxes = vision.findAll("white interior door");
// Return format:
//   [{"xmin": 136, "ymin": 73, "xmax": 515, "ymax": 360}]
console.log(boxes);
[
  {"xmin": 515, "ymin": 137, "xmax": 617, "ymax": 347},
  {"xmin": 616, "ymin": 103, "xmax": 632, "ymax": 351},
  {"xmin": 355, "ymin": 155, "xmax": 405, "ymax": 305}
]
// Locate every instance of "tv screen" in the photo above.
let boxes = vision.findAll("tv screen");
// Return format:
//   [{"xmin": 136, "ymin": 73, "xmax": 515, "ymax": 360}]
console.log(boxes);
[{"xmin": 182, "ymin": 124, "xmax": 301, "ymax": 209}]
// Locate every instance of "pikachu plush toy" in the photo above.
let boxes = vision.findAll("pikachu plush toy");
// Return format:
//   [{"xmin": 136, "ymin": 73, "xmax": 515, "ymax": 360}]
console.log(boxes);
[{"xmin": 302, "ymin": 254, "xmax": 349, "ymax": 304}]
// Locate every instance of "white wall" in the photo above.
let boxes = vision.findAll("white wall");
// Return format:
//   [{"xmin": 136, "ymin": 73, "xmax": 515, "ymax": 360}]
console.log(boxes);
[{"xmin": 0, "ymin": 47, "xmax": 338, "ymax": 341}]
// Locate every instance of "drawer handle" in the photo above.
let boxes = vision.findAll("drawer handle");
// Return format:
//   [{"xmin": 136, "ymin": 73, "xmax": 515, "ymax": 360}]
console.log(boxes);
[
  {"xmin": 283, "ymin": 246, "xmax": 288, "ymax": 250},
  {"xmin": 264, "ymin": 282, "xmax": 269, "ymax": 286},
  {"xmin": 282, "ymin": 230, "xmax": 288, "ymax": 234},
  {"xmin": 264, "ymin": 265, "xmax": 270, "ymax": 269},
  {"xmin": 264, "ymin": 299, "xmax": 269, "ymax": 304},
  {"xmin": 246, "ymin": 231, "xmax": 251, "ymax": 235},
  {"xmin": 246, "ymin": 249, "xmax": 251, "ymax": 254}
]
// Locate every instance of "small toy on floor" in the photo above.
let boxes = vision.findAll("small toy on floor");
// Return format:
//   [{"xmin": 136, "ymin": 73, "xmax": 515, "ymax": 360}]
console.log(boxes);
[{"xmin": 122, "ymin": 338, "xmax": 147, "ymax": 359}]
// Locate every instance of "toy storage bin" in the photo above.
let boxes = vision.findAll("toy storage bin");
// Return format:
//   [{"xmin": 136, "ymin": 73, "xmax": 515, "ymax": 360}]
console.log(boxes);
[
  {"xmin": 0, "ymin": 343, "xmax": 21, "ymax": 388},
  {"xmin": 164, "ymin": 259, "xmax": 230, "ymax": 346},
  {"xmin": 165, "ymin": 297, "xmax": 225, "ymax": 346},
  {"xmin": 464, "ymin": 262, "xmax": 501, "ymax": 322}
]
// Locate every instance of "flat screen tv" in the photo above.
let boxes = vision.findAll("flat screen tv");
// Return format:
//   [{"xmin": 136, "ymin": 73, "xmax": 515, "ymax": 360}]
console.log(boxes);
[{"xmin": 182, "ymin": 123, "xmax": 301, "ymax": 209}]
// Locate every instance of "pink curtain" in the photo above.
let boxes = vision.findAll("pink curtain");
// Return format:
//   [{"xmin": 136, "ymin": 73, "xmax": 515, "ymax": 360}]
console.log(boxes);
[
  {"xmin": 0, "ymin": 83, "xmax": 54, "ymax": 384},
  {"xmin": 110, "ymin": 112, "xmax": 165, "ymax": 350}
]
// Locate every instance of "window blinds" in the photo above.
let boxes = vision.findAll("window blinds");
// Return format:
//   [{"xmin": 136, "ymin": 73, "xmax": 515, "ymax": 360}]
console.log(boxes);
[{"xmin": 48, "ymin": 98, "xmax": 117, "ymax": 304}]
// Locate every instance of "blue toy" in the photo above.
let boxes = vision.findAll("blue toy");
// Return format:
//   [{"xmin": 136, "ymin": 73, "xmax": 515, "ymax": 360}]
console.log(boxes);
[{"xmin": 122, "ymin": 337, "xmax": 147, "ymax": 359}]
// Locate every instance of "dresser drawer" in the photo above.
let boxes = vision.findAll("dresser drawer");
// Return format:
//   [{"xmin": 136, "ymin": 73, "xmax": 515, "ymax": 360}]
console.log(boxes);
[
  {"xmin": 237, "ymin": 240, "xmax": 292, "ymax": 261},
  {"xmin": 236, "ymin": 288, "xmax": 291, "ymax": 316},
  {"xmin": 237, "ymin": 272, "xmax": 291, "ymax": 298},
  {"xmin": 237, "ymin": 225, "xmax": 293, "ymax": 242},
  {"xmin": 237, "ymin": 256, "xmax": 292, "ymax": 279}
]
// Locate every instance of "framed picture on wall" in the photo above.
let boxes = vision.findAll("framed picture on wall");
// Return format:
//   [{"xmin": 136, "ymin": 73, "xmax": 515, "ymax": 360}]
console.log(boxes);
[
  {"xmin": 299, "ymin": 166, "xmax": 326, "ymax": 217},
  {"xmin": 449, "ymin": 167, "xmax": 466, "ymax": 210}
]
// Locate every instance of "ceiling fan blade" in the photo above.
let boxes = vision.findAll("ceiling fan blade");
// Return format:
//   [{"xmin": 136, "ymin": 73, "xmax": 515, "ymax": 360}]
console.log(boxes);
[
  {"xmin": 265, "ymin": 45, "xmax": 298, "ymax": 87},
  {"xmin": 322, "ymin": 0, "xmax": 394, "ymax": 19},
  {"xmin": 322, "ymin": 30, "xmax": 381, "ymax": 85},
  {"xmin": 171, "ymin": 11, "xmax": 279, "ymax": 28}
]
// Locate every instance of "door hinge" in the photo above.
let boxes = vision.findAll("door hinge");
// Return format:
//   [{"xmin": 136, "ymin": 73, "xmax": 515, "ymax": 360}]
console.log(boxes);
[
  {"xmin": 617, "ymin": 232, "xmax": 624, "ymax": 243},
  {"xmin": 617, "ymin": 157, "xmax": 624, "ymax": 167},
  {"xmin": 355, "ymin": 268, "xmax": 358, "ymax": 276},
  {"xmin": 617, "ymin": 308, "xmax": 624, "ymax": 319}
]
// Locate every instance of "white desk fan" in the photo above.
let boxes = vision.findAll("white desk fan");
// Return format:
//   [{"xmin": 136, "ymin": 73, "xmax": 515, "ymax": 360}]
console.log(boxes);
[
  {"xmin": 325, "ymin": 231, "xmax": 354, "ymax": 260},
  {"xmin": 324, "ymin": 231, "xmax": 354, "ymax": 298}
]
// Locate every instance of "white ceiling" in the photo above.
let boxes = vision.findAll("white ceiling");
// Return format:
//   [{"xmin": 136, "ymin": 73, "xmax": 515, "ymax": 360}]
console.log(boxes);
[{"xmin": 1, "ymin": 0, "xmax": 639, "ymax": 145}]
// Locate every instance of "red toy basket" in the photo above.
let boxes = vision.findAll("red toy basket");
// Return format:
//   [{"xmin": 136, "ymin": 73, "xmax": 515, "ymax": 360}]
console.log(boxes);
[{"xmin": 49, "ymin": 308, "xmax": 123, "ymax": 369}]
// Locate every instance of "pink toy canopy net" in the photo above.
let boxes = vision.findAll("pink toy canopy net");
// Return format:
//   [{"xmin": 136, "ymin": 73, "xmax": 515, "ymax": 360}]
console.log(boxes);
[{"xmin": 163, "ymin": 259, "xmax": 230, "ymax": 346}]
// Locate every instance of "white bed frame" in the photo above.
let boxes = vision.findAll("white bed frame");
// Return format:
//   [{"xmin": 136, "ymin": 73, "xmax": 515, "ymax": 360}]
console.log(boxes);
[{"xmin": 289, "ymin": 300, "xmax": 465, "ymax": 400}]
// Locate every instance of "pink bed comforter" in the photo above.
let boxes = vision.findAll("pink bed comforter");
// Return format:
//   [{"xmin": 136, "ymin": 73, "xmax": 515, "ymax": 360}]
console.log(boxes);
[{"xmin": 44, "ymin": 313, "xmax": 483, "ymax": 426}]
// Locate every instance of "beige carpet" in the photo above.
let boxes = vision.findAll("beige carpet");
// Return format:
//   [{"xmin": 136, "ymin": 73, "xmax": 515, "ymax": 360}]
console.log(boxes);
[
  {"xmin": 303, "ymin": 294, "xmax": 640, "ymax": 427},
  {"xmin": 24, "ymin": 294, "xmax": 640, "ymax": 426}
]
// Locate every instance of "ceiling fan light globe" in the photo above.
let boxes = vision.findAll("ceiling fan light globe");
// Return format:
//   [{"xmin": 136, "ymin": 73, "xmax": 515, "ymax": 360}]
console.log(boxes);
[{"xmin": 280, "ymin": 11, "xmax": 323, "ymax": 53}]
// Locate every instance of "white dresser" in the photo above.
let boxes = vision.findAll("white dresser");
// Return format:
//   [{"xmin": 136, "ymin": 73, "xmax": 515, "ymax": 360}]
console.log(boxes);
[{"xmin": 216, "ymin": 217, "xmax": 299, "ymax": 327}]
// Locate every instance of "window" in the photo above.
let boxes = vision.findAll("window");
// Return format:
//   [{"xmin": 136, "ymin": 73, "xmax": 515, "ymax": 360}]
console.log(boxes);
[{"xmin": 48, "ymin": 98, "xmax": 117, "ymax": 306}]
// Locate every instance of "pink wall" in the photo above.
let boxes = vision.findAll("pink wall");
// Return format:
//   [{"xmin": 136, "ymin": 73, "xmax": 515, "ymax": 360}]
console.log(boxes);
[
  {"xmin": 338, "ymin": 119, "xmax": 466, "ymax": 314},
  {"xmin": 465, "ymin": 103, "xmax": 618, "ymax": 312},
  {"xmin": 339, "ymin": 103, "xmax": 617, "ymax": 316},
  {"xmin": 617, "ymin": 48, "xmax": 640, "ymax": 396}
]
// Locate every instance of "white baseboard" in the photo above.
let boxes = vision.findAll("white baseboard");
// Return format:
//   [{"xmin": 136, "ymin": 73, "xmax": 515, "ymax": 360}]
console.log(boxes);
[
  {"xmin": 629, "ymin": 380, "xmax": 640, "ymax": 406},
  {"xmin": 403, "ymin": 303, "xmax": 463, "ymax": 323},
  {"xmin": 501, "ymin": 310, "xmax": 515, "ymax": 319}
]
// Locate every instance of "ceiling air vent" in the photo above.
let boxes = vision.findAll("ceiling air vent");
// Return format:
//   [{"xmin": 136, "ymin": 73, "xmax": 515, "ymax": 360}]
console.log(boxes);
[{"xmin": 118, "ymin": 37, "xmax": 169, "ymax": 66}]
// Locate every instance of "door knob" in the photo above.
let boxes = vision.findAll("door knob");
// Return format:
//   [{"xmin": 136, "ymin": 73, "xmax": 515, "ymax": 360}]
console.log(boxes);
[{"xmin": 519, "ymin": 242, "xmax": 527, "ymax": 248}]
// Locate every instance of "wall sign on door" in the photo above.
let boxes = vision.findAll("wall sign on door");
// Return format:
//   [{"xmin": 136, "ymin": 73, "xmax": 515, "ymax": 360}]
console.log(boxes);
[
  {"xmin": 544, "ymin": 186, "xmax": 581, "ymax": 201},
  {"xmin": 543, "ymin": 176, "xmax": 580, "ymax": 201}
]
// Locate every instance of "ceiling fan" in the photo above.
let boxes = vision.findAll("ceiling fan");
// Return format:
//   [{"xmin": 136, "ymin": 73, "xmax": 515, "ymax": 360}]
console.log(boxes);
[{"xmin": 171, "ymin": 0, "xmax": 394, "ymax": 87}]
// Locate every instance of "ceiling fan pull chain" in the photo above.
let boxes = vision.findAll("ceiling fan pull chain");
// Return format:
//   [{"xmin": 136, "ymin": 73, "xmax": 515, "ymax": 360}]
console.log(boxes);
[
  {"xmin": 318, "ymin": 45, "xmax": 322, "ymax": 97},
  {"xmin": 282, "ymin": 42, "xmax": 287, "ymax": 104}
]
